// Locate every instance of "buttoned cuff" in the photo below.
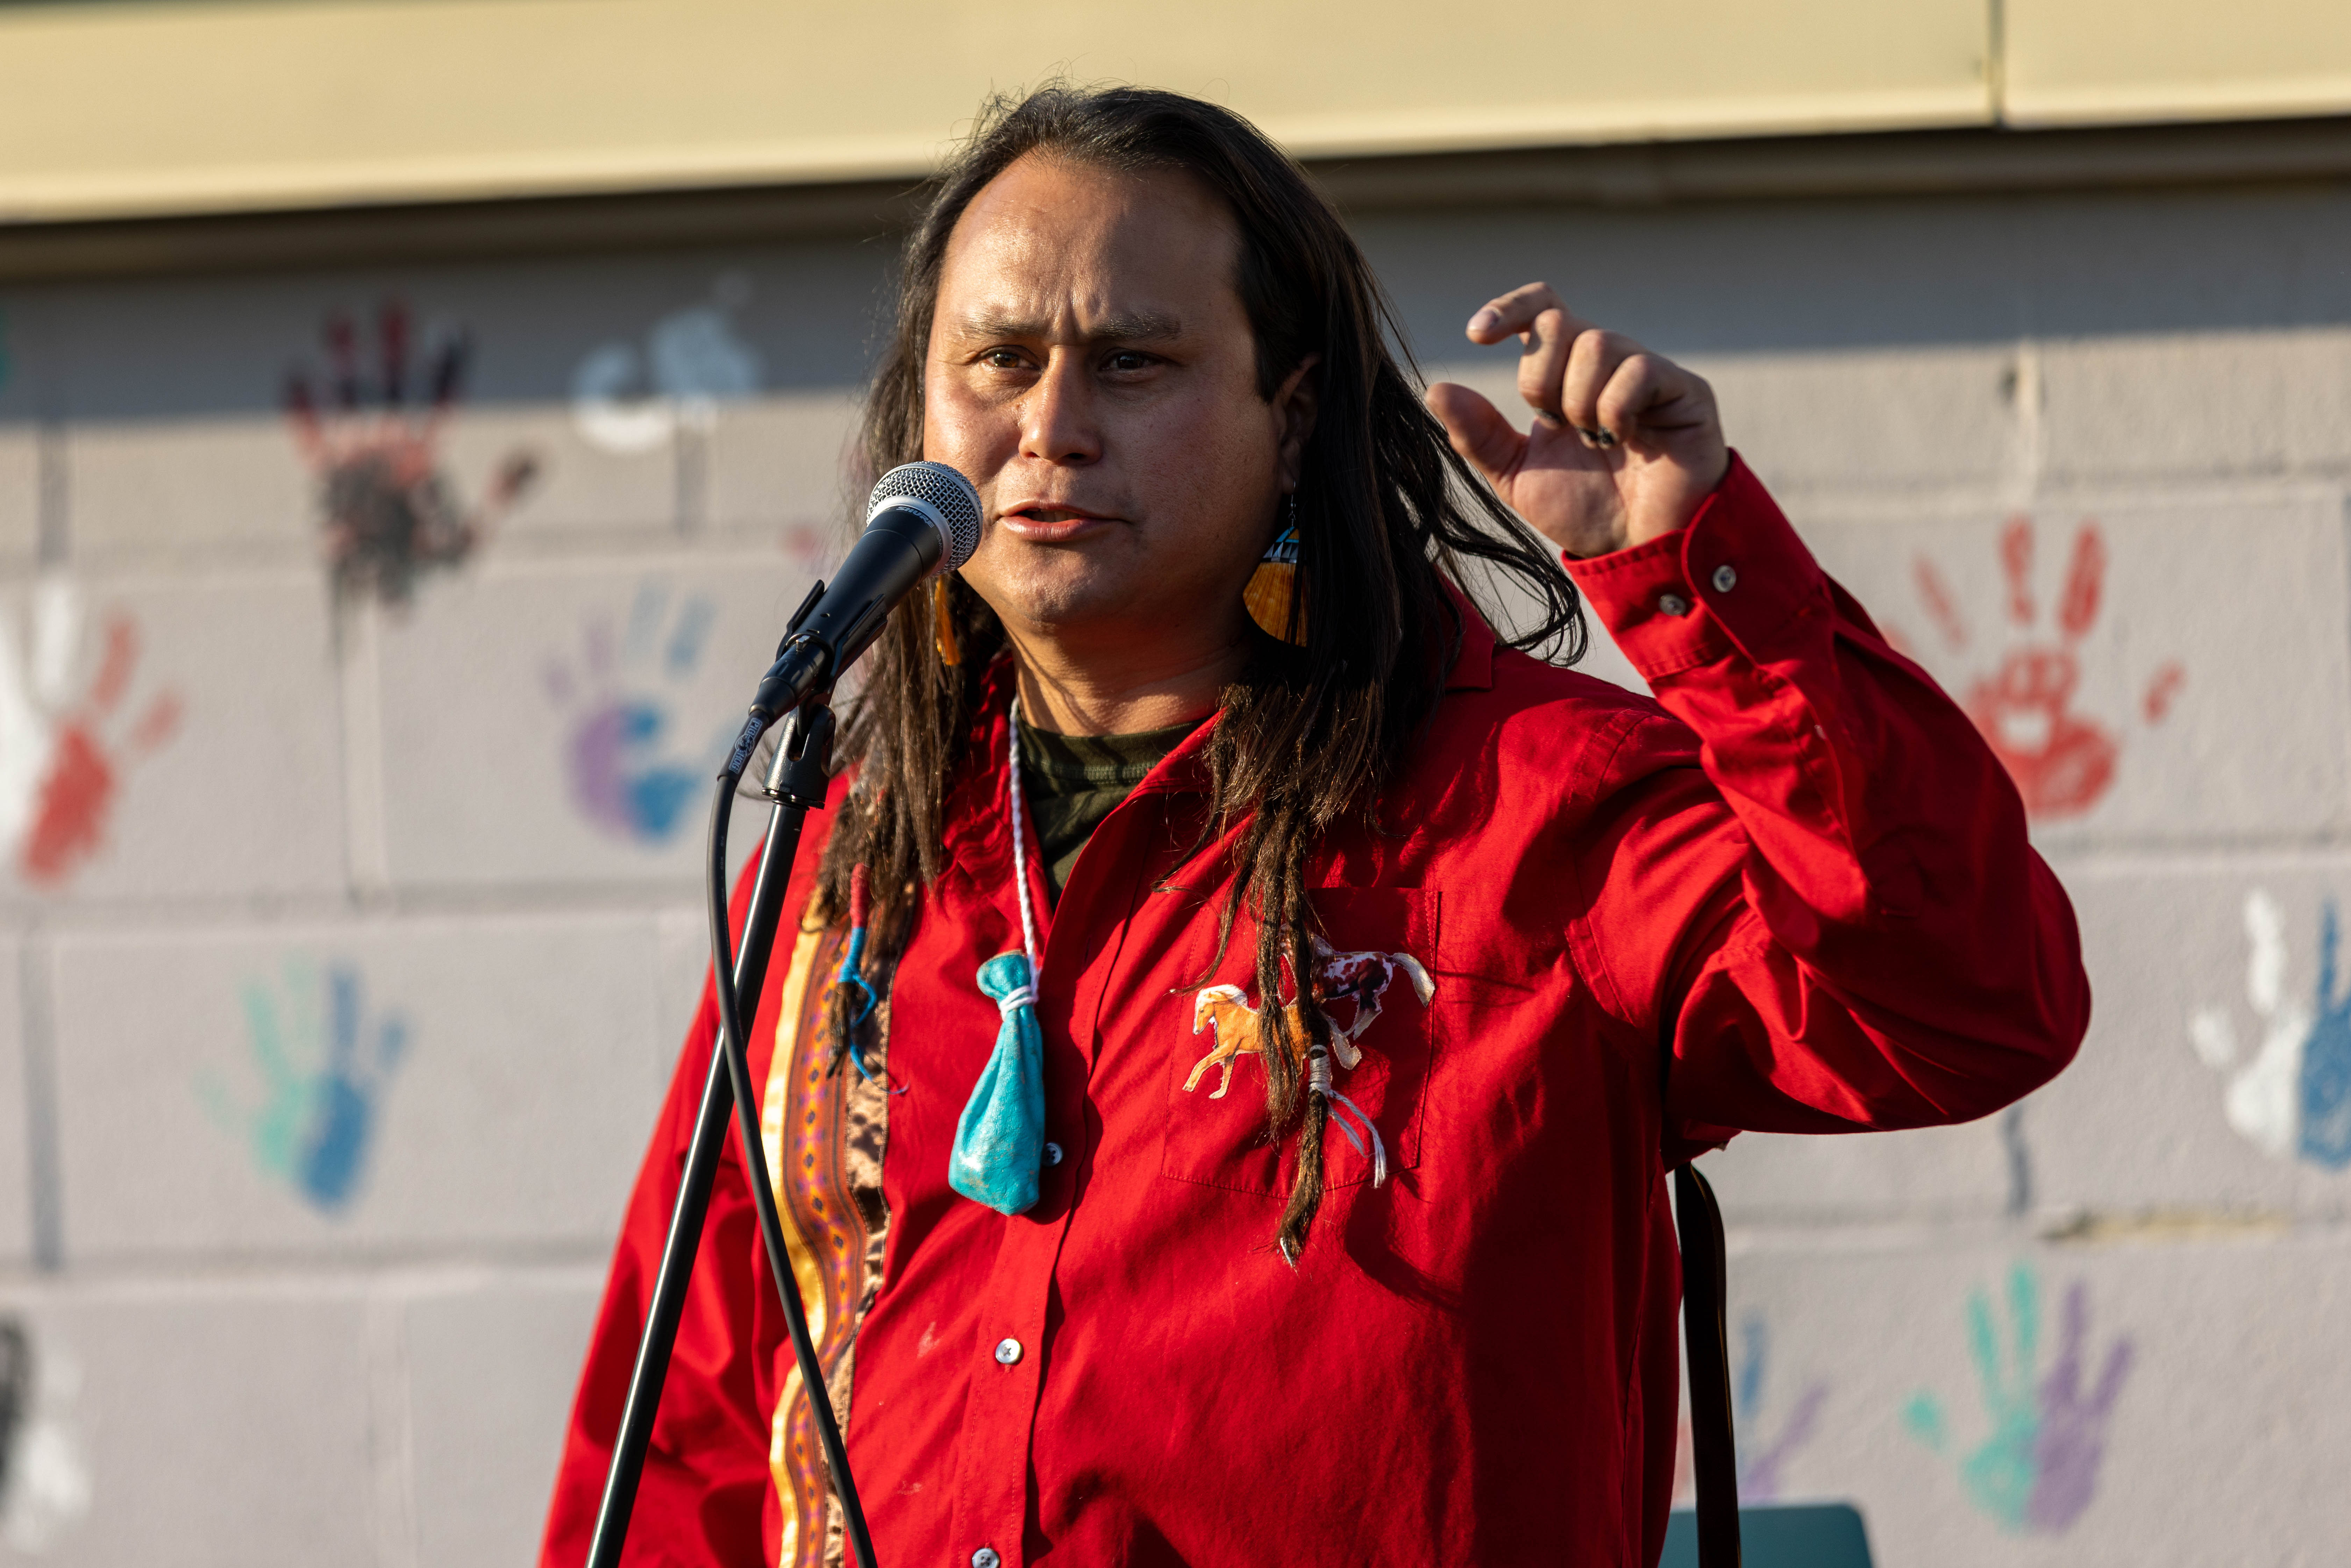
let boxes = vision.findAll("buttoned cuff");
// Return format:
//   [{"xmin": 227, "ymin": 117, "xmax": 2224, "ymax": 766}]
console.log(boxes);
[{"xmin": 1562, "ymin": 453, "xmax": 1826, "ymax": 679}]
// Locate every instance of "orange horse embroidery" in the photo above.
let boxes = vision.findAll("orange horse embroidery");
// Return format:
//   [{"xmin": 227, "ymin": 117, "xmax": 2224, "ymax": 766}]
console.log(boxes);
[{"xmin": 1185, "ymin": 938, "xmax": 1434, "ymax": 1100}]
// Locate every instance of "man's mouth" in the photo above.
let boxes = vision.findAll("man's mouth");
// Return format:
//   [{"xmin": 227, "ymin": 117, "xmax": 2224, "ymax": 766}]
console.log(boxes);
[{"xmin": 1000, "ymin": 503, "xmax": 1118, "ymax": 539}]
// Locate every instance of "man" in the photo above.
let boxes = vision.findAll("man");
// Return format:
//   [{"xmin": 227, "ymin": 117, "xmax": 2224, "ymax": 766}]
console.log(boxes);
[{"xmin": 543, "ymin": 85, "xmax": 2087, "ymax": 1568}]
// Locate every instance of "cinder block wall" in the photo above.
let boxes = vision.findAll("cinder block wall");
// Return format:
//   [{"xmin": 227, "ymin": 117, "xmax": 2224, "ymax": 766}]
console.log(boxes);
[{"xmin": 0, "ymin": 176, "xmax": 2341, "ymax": 1564}]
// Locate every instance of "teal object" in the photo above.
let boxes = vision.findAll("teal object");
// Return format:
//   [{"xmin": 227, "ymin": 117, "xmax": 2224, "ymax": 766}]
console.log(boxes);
[
  {"xmin": 949, "ymin": 951, "xmax": 1046, "ymax": 1215},
  {"xmin": 1659, "ymin": 1503, "xmax": 1874, "ymax": 1568}
]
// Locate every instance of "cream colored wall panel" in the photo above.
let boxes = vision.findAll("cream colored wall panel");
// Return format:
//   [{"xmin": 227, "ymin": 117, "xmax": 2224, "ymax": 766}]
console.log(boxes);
[
  {"xmin": 440, "ymin": 403, "xmax": 673, "ymax": 542},
  {"xmin": 0, "ymin": 0, "xmax": 1993, "ymax": 222},
  {"xmin": 0, "ymin": 1288, "xmax": 376, "ymax": 1567},
  {"xmin": 67, "ymin": 416, "xmax": 313, "ymax": 566},
  {"xmin": 706, "ymin": 389, "xmax": 863, "ymax": 537},
  {"xmin": 2039, "ymin": 327, "xmax": 2351, "ymax": 485},
  {"xmin": 404, "ymin": 1277, "xmax": 601, "ymax": 1566},
  {"xmin": 2007, "ymin": 0, "xmax": 2351, "ymax": 125}
]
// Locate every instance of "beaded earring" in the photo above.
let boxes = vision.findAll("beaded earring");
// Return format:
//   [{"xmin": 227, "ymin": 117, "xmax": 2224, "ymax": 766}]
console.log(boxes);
[
  {"xmin": 1244, "ymin": 494, "xmax": 1306, "ymax": 646},
  {"xmin": 931, "ymin": 576, "xmax": 962, "ymax": 667}
]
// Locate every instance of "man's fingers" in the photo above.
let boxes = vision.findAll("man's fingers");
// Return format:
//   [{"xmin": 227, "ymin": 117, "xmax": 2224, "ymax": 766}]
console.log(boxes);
[
  {"xmin": 1465, "ymin": 283, "xmax": 1548, "ymax": 342},
  {"xmin": 1594, "ymin": 353, "xmax": 1714, "ymax": 446},
  {"xmin": 1425, "ymin": 382, "xmax": 1525, "ymax": 483},
  {"xmin": 1466, "ymin": 281, "xmax": 1568, "ymax": 345},
  {"xmin": 1562, "ymin": 331, "xmax": 1646, "ymax": 444},
  {"xmin": 1468, "ymin": 284, "xmax": 1630, "ymax": 441},
  {"xmin": 1514, "ymin": 308, "xmax": 1576, "ymax": 424}
]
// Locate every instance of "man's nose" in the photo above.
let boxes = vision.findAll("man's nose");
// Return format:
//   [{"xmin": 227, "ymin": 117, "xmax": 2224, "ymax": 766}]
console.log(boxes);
[{"xmin": 1019, "ymin": 352, "xmax": 1102, "ymax": 465}]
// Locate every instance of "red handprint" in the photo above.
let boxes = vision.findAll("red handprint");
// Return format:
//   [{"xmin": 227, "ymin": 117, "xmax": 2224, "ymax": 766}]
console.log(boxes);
[
  {"xmin": 1913, "ymin": 518, "xmax": 2184, "ymax": 820},
  {"xmin": 284, "ymin": 300, "xmax": 537, "ymax": 605},
  {"xmin": 19, "ymin": 612, "xmax": 180, "ymax": 886}
]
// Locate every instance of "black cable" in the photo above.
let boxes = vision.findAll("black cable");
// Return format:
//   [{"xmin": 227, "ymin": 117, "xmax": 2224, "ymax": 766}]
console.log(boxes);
[{"xmin": 704, "ymin": 767, "xmax": 881, "ymax": 1568}]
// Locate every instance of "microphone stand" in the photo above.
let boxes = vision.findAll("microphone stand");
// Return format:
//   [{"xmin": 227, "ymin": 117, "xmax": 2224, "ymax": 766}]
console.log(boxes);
[{"xmin": 585, "ymin": 680, "xmax": 881, "ymax": 1568}]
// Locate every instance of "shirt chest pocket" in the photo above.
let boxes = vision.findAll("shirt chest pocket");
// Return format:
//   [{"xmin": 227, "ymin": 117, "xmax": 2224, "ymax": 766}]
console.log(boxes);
[{"xmin": 1159, "ymin": 887, "xmax": 1440, "ymax": 1197}]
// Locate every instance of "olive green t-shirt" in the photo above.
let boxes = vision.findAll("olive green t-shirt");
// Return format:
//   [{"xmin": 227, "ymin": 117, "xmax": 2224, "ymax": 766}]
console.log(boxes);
[{"xmin": 1016, "ymin": 717, "xmax": 1196, "ymax": 899}]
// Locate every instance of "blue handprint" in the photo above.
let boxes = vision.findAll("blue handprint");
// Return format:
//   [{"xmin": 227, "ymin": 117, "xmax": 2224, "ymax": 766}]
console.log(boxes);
[
  {"xmin": 545, "ymin": 582, "xmax": 724, "ymax": 843},
  {"xmin": 198, "ymin": 960, "xmax": 410, "ymax": 1213},
  {"xmin": 2296, "ymin": 901, "xmax": 2351, "ymax": 1165},
  {"xmin": 1903, "ymin": 1262, "xmax": 2132, "ymax": 1534},
  {"xmin": 1732, "ymin": 1312, "xmax": 1829, "ymax": 1502}
]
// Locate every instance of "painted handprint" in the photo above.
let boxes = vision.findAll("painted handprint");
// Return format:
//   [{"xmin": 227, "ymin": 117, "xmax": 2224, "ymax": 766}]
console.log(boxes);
[
  {"xmin": 544, "ymin": 582, "xmax": 727, "ymax": 844},
  {"xmin": 570, "ymin": 273, "xmax": 763, "ymax": 455},
  {"xmin": 1670, "ymin": 1309, "xmax": 1831, "ymax": 1506},
  {"xmin": 2189, "ymin": 889, "xmax": 2351, "ymax": 1168},
  {"xmin": 1904, "ymin": 1262, "xmax": 2133, "ymax": 1534},
  {"xmin": 0, "ymin": 581, "xmax": 180, "ymax": 888},
  {"xmin": 198, "ymin": 960, "xmax": 411, "ymax": 1213},
  {"xmin": 1912, "ymin": 518, "xmax": 2184, "ymax": 819},
  {"xmin": 1733, "ymin": 1312, "xmax": 1829, "ymax": 1502},
  {"xmin": 0, "ymin": 1319, "xmax": 91, "ymax": 1553},
  {"xmin": 285, "ymin": 299, "xmax": 539, "ymax": 605}
]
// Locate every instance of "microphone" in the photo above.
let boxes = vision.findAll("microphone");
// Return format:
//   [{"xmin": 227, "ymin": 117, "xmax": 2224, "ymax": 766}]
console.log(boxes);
[{"xmin": 743, "ymin": 461, "xmax": 982, "ymax": 727}]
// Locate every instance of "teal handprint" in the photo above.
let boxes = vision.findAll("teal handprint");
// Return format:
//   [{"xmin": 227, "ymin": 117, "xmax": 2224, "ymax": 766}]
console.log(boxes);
[
  {"xmin": 199, "ymin": 960, "xmax": 409, "ymax": 1212},
  {"xmin": 1904, "ymin": 1262, "xmax": 2133, "ymax": 1533}
]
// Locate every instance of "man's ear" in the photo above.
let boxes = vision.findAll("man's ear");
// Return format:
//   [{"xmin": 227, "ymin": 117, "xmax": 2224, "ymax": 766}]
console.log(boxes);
[{"xmin": 1274, "ymin": 355, "xmax": 1321, "ymax": 490}]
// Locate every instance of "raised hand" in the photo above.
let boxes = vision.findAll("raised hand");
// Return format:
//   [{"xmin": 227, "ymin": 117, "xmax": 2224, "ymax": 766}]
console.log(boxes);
[{"xmin": 1426, "ymin": 282, "xmax": 1729, "ymax": 558}]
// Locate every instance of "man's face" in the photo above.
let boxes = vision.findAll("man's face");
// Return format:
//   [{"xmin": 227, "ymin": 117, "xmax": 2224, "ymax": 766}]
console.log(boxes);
[{"xmin": 924, "ymin": 154, "xmax": 1311, "ymax": 650}]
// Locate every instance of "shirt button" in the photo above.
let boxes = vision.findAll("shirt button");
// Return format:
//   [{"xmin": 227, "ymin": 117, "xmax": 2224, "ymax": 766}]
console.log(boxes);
[
  {"xmin": 973, "ymin": 1551, "xmax": 1002, "ymax": 1568},
  {"xmin": 1711, "ymin": 563, "xmax": 1738, "ymax": 593},
  {"xmin": 994, "ymin": 1337, "xmax": 1023, "ymax": 1365},
  {"xmin": 1045, "ymin": 1141, "xmax": 1064, "ymax": 1166},
  {"xmin": 1658, "ymin": 592, "xmax": 1691, "ymax": 618}
]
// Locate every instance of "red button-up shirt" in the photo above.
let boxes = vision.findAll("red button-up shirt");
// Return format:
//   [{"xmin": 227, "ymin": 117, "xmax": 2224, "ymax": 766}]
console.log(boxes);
[{"xmin": 542, "ymin": 458, "xmax": 2088, "ymax": 1568}]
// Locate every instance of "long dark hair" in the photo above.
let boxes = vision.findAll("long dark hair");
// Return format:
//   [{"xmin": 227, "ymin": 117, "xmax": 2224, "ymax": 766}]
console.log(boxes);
[{"xmin": 817, "ymin": 83, "xmax": 1584, "ymax": 1260}]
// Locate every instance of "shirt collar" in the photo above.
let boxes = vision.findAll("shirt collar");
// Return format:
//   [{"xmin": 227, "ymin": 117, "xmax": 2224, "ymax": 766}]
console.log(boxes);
[{"xmin": 941, "ymin": 589, "xmax": 1498, "ymax": 852}]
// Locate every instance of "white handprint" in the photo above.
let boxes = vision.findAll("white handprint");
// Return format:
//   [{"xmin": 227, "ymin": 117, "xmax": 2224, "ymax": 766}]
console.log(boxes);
[
  {"xmin": 0, "ymin": 583, "xmax": 64, "ymax": 856},
  {"xmin": 2191, "ymin": 890, "xmax": 2320, "ymax": 1161},
  {"xmin": 571, "ymin": 273, "xmax": 763, "ymax": 454},
  {"xmin": 0, "ymin": 1320, "xmax": 93, "ymax": 1553}
]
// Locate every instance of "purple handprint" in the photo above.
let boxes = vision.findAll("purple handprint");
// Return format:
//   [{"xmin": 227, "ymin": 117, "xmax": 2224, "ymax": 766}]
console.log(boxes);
[
  {"xmin": 544, "ymin": 583, "xmax": 726, "ymax": 844},
  {"xmin": 1733, "ymin": 1313, "xmax": 1829, "ymax": 1502},
  {"xmin": 2026, "ymin": 1281, "xmax": 2135, "ymax": 1531}
]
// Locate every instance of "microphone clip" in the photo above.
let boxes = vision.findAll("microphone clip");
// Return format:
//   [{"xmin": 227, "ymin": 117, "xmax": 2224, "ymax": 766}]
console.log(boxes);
[{"xmin": 764, "ymin": 698, "xmax": 837, "ymax": 810}]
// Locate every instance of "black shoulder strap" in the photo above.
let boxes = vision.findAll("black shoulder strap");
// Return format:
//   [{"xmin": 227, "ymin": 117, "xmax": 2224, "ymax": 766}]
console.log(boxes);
[{"xmin": 1674, "ymin": 1162, "xmax": 1742, "ymax": 1568}]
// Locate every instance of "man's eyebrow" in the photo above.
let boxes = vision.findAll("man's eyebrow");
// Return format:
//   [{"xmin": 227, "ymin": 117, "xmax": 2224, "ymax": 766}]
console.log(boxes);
[{"xmin": 952, "ymin": 308, "xmax": 1186, "ymax": 343}]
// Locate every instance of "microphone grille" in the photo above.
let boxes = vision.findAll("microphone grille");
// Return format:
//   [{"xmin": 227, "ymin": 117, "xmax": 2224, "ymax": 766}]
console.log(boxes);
[{"xmin": 867, "ymin": 461, "xmax": 982, "ymax": 571}]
